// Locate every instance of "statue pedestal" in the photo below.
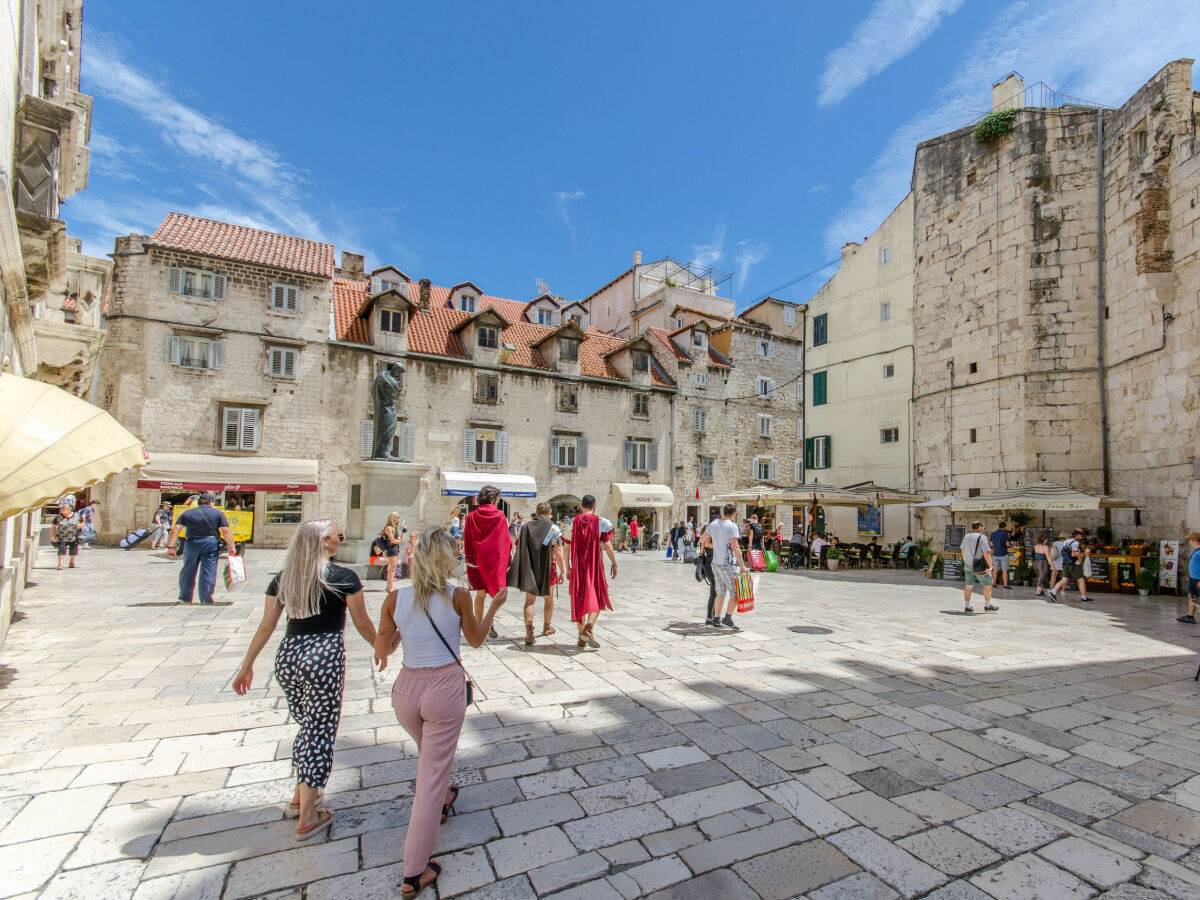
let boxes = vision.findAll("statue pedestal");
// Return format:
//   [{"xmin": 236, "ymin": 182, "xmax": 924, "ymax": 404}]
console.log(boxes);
[{"xmin": 336, "ymin": 460, "xmax": 430, "ymax": 566}]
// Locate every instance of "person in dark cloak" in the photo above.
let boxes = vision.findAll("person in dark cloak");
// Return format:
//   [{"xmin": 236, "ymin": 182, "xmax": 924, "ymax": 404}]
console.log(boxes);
[{"xmin": 507, "ymin": 502, "xmax": 567, "ymax": 646}]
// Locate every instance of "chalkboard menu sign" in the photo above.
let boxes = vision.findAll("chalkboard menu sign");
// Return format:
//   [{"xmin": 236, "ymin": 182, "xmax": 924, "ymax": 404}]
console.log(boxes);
[
  {"xmin": 1086, "ymin": 557, "xmax": 1112, "ymax": 590},
  {"xmin": 1116, "ymin": 562, "xmax": 1137, "ymax": 592},
  {"xmin": 942, "ymin": 556, "xmax": 965, "ymax": 580},
  {"xmin": 944, "ymin": 525, "xmax": 966, "ymax": 553}
]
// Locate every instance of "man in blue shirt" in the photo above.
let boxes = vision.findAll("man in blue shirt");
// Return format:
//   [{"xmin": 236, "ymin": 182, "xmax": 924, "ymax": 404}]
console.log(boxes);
[
  {"xmin": 166, "ymin": 492, "xmax": 237, "ymax": 604},
  {"xmin": 990, "ymin": 522, "xmax": 1012, "ymax": 590},
  {"xmin": 1178, "ymin": 532, "xmax": 1200, "ymax": 624}
]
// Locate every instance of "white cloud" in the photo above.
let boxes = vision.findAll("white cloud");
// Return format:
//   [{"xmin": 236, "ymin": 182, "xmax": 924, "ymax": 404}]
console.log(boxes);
[
  {"xmin": 824, "ymin": 0, "xmax": 1200, "ymax": 256},
  {"xmin": 553, "ymin": 190, "xmax": 586, "ymax": 240},
  {"xmin": 733, "ymin": 240, "xmax": 771, "ymax": 293},
  {"xmin": 691, "ymin": 225, "xmax": 726, "ymax": 268},
  {"xmin": 807, "ymin": 183, "xmax": 830, "ymax": 194},
  {"xmin": 818, "ymin": 0, "xmax": 964, "ymax": 106}
]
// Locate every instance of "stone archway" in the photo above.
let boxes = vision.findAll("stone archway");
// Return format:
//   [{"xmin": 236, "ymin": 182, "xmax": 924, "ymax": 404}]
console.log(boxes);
[{"xmin": 547, "ymin": 494, "xmax": 581, "ymax": 522}]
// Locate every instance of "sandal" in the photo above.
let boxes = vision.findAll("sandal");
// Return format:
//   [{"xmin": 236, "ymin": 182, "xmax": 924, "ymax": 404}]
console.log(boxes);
[
  {"xmin": 542, "ymin": 624, "xmax": 556, "ymax": 636},
  {"xmin": 441, "ymin": 784, "xmax": 460, "ymax": 823},
  {"xmin": 577, "ymin": 631, "xmax": 588, "ymax": 648},
  {"xmin": 401, "ymin": 861, "xmax": 441, "ymax": 898},
  {"xmin": 295, "ymin": 808, "xmax": 334, "ymax": 840},
  {"xmin": 285, "ymin": 789, "xmax": 325, "ymax": 819},
  {"xmin": 583, "ymin": 625, "xmax": 600, "ymax": 649},
  {"xmin": 525, "ymin": 625, "xmax": 535, "ymax": 646}
]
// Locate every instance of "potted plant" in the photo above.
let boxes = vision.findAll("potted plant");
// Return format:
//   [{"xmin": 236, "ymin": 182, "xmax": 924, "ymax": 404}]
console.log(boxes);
[
  {"xmin": 1097, "ymin": 525, "xmax": 1115, "ymax": 548},
  {"xmin": 825, "ymin": 546, "xmax": 843, "ymax": 571},
  {"xmin": 1136, "ymin": 558, "xmax": 1160, "ymax": 597}
]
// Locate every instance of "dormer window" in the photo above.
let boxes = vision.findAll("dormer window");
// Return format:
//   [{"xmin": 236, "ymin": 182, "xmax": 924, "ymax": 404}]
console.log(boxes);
[
  {"xmin": 692, "ymin": 330, "xmax": 705, "ymax": 349},
  {"xmin": 632, "ymin": 350, "xmax": 649, "ymax": 373},
  {"xmin": 477, "ymin": 325, "xmax": 499, "ymax": 349},
  {"xmin": 380, "ymin": 279, "xmax": 401, "ymax": 292},
  {"xmin": 676, "ymin": 317, "xmax": 684, "ymax": 328},
  {"xmin": 380, "ymin": 309, "xmax": 405, "ymax": 333},
  {"xmin": 537, "ymin": 308, "xmax": 554, "ymax": 326},
  {"xmin": 559, "ymin": 338, "xmax": 579, "ymax": 362},
  {"xmin": 460, "ymin": 295, "xmax": 476, "ymax": 313}
]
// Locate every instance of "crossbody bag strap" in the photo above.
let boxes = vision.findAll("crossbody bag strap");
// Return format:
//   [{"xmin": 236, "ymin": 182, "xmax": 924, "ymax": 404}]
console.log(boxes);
[{"xmin": 423, "ymin": 603, "xmax": 468, "ymax": 676}]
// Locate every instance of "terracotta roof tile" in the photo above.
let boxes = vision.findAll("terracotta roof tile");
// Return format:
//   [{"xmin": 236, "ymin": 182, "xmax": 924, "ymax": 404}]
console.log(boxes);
[
  {"xmin": 707, "ymin": 347, "xmax": 731, "ymax": 369},
  {"xmin": 647, "ymin": 327, "xmax": 690, "ymax": 362},
  {"xmin": 332, "ymin": 279, "xmax": 371, "ymax": 344},
  {"xmin": 428, "ymin": 284, "xmax": 530, "ymax": 321},
  {"xmin": 150, "ymin": 212, "xmax": 335, "ymax": 277}
]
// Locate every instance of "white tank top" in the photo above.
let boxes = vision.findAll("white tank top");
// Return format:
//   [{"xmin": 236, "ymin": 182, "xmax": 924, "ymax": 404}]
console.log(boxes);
[{"xmin": 392, "ymin": 585, "xmax": 462, "ymax": 668}]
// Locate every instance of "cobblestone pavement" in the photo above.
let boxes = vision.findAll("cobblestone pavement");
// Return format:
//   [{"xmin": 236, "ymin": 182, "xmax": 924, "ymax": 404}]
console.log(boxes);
[{"xmin": 3, "ymin": 546, "xmax": 1200, "ymax": 899}]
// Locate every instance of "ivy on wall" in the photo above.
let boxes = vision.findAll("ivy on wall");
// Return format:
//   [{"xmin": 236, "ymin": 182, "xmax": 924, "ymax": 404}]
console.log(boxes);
[{"xmin": 973, "ymin": 108, "xmax": 1018, "ymax": 144}]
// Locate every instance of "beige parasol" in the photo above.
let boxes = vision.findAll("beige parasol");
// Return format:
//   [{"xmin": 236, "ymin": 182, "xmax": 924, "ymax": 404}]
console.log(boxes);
[
  {"xmin": 949, "ymin": 479, "xmax": 1137, "ymax": 513},
  {"xmin": 0, "ymin": 373, "xmax": 147, "ymax": 520}
]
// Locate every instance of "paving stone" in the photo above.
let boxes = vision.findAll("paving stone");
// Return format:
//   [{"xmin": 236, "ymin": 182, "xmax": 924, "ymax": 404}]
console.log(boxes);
[
  {"xmin": 517, "ymin": 769, "xmax": 587, "ymax": 800},
  {"xmin": 620, "ymin": 855, "xmax": 691, "ymax": 893},
  {"xmin": 643, "ymin": 759, "xmax": 738, "ymax": 798},
  {"xmin": 528, "ymin": 851, "xmax": 610, "ymax": 895},
  {"xmin": 64, "ymin": 798, "xmax": 176, "ymax": 867},
  {"xmin": 494, "ymin": 793, "xmax": 585, "ymax": 836},
  {"xmin": 940, "ymin": 772, "xmax": 1034, "ymax": 810},
  {"xmin": 38, "ymin": 859, "xmax": 144, "ymax": 900},
  {"xmin": 954, "ymin": 807, "xmax": 1066, "ymax": 856},
  {"xmin": 656, "ymin": 780, "xmax": 764, "ymax": 826},
  {"xmin": 306, "ymin": 862, "xmax": 409, "ymax": 900},
  {"xmin": 763, "ymin": 778, "xmax": 857, "ymax": 835},
  {"xmin": 716, "ymin": 750, "xmax": 792, "ymax": 787},
  {"xmin": 0, "ymin": 785, "xmax": 113, "ymax": 844},
  {"xmin": 638, "ymin": 745, "xmax": 709, "ymax": 771},
  {"xmin": 1057, "ymin": 758, "xmax": 1165, "ymax": 801},
  {"xmin": 807, "ymin": 871, "xmax": 901, "ymax": 899},
  {"xmin": 129, "ymin": 864, "xmax": 229, "ymax": 900},
  {"xmin": 897, "ymin": 825, "xmax": 1001, "ymax": 876},
  {"xmin": 423, "ymin": 846, "xmax": 494, "ymax": 898},
  {"xmin": 223, "ymin": 838, "xmax": 359, "ymax": 899},
  {"xmin": 1090, "ymin": 818, "xmax": 1190, "ymax": 860},
  {"xmin": 576, "ymin": 756, "xmax": 651, "ymax": 787},
  {"xmin": 760, "ymin": 744, "xmax": 822, "ymax": 772},
  {"xmin": 733, "ymin": 839, "xmax": 862, "ymax": 900},
  {"xmin": 1039, "ymin": 782, "xmax": 1134, "ymax": 819},
  {"xmin": 643, "ymin": 868, "xmax": 757, "ymax": 900},
  {"xmin": 488, "ymin": 825, "xmax": 578, "ymax": 879},
  {"xmin": 969, "ymin": 852, "xmax": 1098, "ymax": 900},
  {"xmin": 1112, "ymin": 799, "xmax": 1200, "ymax": 846},
  {"xmin": 798, "ymin": 765, "xmax": 867, "ymax": 799},
  {"xmin": 457, "ymin": 874, "xmax": 536, "ymax": 900},
  {"xmin": 851, "ymin": 767, "xmax": 925, "ymax": 799},
  {"xmin": 574, "ymin": 776, "xmax": 663, "ymax": 815},
  {"xmin": 833, "ymin": 791, "xmax": 928, "ymax": 838},
  {"xmin": 697, "ymin": 812, "xmax": 743, "ymax": 839},
  {"xmin": 599, "ymin": 840, "xmax": 649, "ymax": 866},
  {"xmin": 1037, "ymin": 837, "xmax": 1142, "ymax": 889},
  {"xmin": 996, "ymin": 758, "xmax": 1078, "ymax": 792},
  {"xmin": 920, "ymin": 881, "xmax": 994, "ymax": 899},
  {"xmin": 828, "ymin": 826, "xmax": 949, "ymax": 898},
  {"xmin": 893, "ymin": 789, "xmax": 978, "ymax": 825},
  {"xmin": 640, "ymin": 824, "xmax": 705, "ymax": 857},
  {"xmin": 562, "ymin": 803, "xmax": 674, "ymax": 852},
  {"xmin": 679, "ymin": 819, "xmax": 814, "ymax": 874}
]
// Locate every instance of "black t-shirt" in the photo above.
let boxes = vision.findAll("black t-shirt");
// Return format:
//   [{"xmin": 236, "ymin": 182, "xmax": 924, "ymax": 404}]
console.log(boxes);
[
  {"xmin": 179, "ymin": 506, "xmax": 229, "ymax": 540},
  {"xmin": 268, "ymin": 563, "xmax": 363, "ymax": 636},
  {"xmin": 750, "ymin": 523, "xmax": 764, "ymax": 549}
]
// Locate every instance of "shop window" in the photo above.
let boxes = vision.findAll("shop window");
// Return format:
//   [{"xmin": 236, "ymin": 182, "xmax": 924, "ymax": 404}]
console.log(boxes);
[
  {"xmin": 624, "ymin": 439, "xmax": 657, "ymax": 472},
  {"xmin": 558, "ymin": 384, "xmax": 579, "ymax": 412},
  {"xmin": 477, "ymin": 326, "xmax": 499, "ymax": 349},
  {"xmin": 700, "ymin": 457, "xmax": 715, "ymax": 480},
  {"xmin": 633, "ymin": 392, "xmax": 649, "ymax": 417},
  {"xmin": 475, "ymin": 372, "xmax": 499, "ymax": 403},
  {"xmin": 221, "ymin": 406, "xmax": 260, "ymax": 451},
  {"xmin": 264, "ymin": 492, "xmax": 303, "ymax": 525},
  {"xmin": 271, "ymin": 283, "xmax": 300, "ymax": 312},
  {"xmin": 379, "ymin": 309, "xmax": 405, "ymax": 333}
]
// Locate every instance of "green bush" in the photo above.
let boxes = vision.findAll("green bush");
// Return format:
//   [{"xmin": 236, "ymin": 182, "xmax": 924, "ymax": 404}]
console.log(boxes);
[
  {"xmin": 973, "ymin": 108, "xmax": 1018, "ymax": 144},
  {"xmin": 826, "ymin": 546, "xmax": 843, "ymax": 560}
]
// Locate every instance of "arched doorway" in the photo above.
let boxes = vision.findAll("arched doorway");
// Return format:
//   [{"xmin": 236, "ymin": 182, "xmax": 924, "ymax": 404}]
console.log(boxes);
[{"xmin": 547, "ymin": 494, "xmax": 581, "ymax": 523}]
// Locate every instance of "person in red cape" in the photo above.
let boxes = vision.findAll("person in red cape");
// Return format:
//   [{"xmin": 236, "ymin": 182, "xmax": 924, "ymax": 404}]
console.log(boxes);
[
  {"xmin": 464, "ymin": 486, "xmax": 512, "ymax": 639},
  {"xmin": 566, "ymin": 494, "xmax": 617, "ymax": 649}
]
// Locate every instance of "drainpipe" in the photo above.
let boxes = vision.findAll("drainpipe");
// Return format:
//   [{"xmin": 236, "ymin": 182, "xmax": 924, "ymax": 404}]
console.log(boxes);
[
  {"xmin": 1096, "ymin": 109, "xmax": 1112, "ymax": 521},
  {"xmin": 669, "ymin": 390, "xmax": 676, "ymax": 525}
]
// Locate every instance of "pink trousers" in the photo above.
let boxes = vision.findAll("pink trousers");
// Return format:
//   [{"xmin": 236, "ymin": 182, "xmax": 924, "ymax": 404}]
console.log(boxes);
[{"xmin": 391, "ymin": 663, "xmax": 466, "ymax": 878}]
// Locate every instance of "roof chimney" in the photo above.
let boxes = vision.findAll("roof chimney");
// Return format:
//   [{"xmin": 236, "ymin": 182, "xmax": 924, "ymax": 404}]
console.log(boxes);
[
  {"xmin": 418, "ymin": 278, "xmax": 431, "ymax": 313},
  {"xmin": 991, "ymin": 72, "xmax": 1025, "ymax": 111},
  {"xmin": 335, "ymin": 251, "xmax": 365, "ymax": 280},
  {"xmin": 633, "ymin": 250, "xmax": 642, "ymax": 266}
]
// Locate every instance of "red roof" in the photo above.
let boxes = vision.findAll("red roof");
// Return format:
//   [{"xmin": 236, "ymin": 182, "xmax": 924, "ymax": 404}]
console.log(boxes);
[
  {"xmin": 150, "ymin": 213, "xmax": 336, "ymax": 277},
  {"xmin": 428, "ymin": 283, "xmax": 529, "ymax": 321},
  {"xmin": 332, "ymin": 278, "xmax": 670, "ymax": 385},
  {"xmin": 648, "ymin": 327, "xmax": 690, "ymax": 362}
]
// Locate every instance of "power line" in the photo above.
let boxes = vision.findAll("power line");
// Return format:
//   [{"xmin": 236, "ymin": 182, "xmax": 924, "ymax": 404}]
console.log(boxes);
[{"xmin": 737, "ymin": 257, "xmax": 841, "ymax": 312}]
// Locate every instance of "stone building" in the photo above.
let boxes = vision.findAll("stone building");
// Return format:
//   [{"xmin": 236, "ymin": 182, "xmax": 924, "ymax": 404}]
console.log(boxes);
[
  {"xmin": 96, "ymin": 213, "xmax": 808, "ymax": 548},
  {"xmin": 585, "ymin": 253, "xmax": 735, "ymax": 338},
  {"xmin": 1, "ymin": 0, "xmax": 101, "ymax": 646},
  {"xmin": 803, "ymin": 193, "xmax": 915, "ymax": 543},
  {"xmin": 910, "ymin": 60, "xmax": 1200, "ymax": 536}
]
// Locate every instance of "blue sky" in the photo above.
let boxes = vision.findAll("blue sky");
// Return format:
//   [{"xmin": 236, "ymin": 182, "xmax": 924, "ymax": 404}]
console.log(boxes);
[{"xmin": 71, "ymin": 0, "xmax": 1199, "ymax": 310}]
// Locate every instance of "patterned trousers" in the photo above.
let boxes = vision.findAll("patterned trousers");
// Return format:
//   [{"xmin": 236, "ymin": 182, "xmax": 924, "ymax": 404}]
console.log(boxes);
[{"xmin": 275, "ymin": 631, "xmax": 345, "ymax": 789}]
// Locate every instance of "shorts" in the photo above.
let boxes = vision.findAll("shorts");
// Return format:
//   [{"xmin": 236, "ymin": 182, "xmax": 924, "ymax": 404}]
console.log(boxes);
[
  {"xmin": 713, "ymin": 564, "xmax": 737, "ymax": 597},
  {"xmin": 1188, "ymin": 576, "xmax": 1198, "ymax": 600},
  {"xmin": 384, "ymin": 546, "xmax": 400, "ymax": 558},
  {"xmin": 1066, "ymin": 563, "xmax": 1085, "ymax": 581},
  {"xmin": 994, "ymin": 554, "xmax": 1010, "ymax": 571},
  {"xmin": 965, "ymin": 568, "xmax": 993, "ymax": 586},
  {"xmin": 56, "ymin": 540, "xmax": 79, "ymax": 556}
]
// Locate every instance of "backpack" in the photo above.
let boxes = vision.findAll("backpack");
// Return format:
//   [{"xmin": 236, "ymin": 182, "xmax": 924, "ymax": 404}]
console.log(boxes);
[
  {"xmin": 371, "ymin": 533, "xmax": 388, "ymax": 557},
  {"xmin": 1049, "ymin": 541, "xmax": 1062, "ymax": 562}
]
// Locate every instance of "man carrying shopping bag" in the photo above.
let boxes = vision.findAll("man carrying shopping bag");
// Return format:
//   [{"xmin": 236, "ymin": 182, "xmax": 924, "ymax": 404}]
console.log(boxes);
[{"xmin": 707, "ymin": 503, "xmax": 748, "ymax": 630}]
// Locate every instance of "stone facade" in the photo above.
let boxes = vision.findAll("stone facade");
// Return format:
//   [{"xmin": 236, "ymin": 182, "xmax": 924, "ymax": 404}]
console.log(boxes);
[
  {"xmin": 804, "ymin": 194, "xmax": 915, "ymax": 543},
  {"xmin": 910, "ymin": 59, "xmax": 1200, "ymax": 537}
]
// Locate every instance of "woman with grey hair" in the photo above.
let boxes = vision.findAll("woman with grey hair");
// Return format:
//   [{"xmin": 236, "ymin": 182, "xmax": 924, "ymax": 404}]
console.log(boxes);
[{"xmin": 233, "ymin": 517, "xmax": 378, "ymax": 839}]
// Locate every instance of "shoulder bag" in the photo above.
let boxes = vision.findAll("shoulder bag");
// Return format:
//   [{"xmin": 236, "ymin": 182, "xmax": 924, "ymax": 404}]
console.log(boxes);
[
  {"xmin": 423, "ymin": 601, "xmax": 476, "ymax": 707},
  {"xmin": 970, "ymin": 534, "xmax": 989, "ymax": 574}
]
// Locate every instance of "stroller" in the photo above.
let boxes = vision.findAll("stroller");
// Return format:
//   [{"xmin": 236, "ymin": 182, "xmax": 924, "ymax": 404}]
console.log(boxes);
[
  {"xmin": 785, "ymin": 541, "xmax": 808, "ymax": 569},
  {"xmin": 645, "ymin": 531, "xmax": 660, "ymax": 551}
]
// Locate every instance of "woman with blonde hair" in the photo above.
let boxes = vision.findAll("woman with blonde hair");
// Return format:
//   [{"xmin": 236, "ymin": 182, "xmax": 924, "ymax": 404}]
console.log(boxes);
[
  {"xmin": 233, "ymin": 518, "xmax": 377, "ymax": 840},
  {"xmin": 375, "ymin": 525, "xmax": 504, "ymax": 898},
  {"xmin": 380, "ymin": 512, "xmax": 405, "ymax": 590}
]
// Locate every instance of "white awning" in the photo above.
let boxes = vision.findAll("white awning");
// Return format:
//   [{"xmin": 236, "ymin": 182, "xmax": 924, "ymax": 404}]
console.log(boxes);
[
  {"xmin": 441, "ymin": 471, "xmax": 537, "ymax": 498},
  {"xmin": 136, "ymin": 453, "xmax": 319, "ymax": 492},
  {"xmin": 611, "ymin": 483, "xmax": 674, "ymax": 508}
]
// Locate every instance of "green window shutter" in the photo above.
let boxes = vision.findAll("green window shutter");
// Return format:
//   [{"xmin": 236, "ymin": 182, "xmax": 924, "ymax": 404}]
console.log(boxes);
[
  {"xmin": 813, "ymin": 371, "xmax": 827, "ymax": 406},
  {"xmin": 823, "ymin": 435, "xmax": 832, "ymax": 468},
  {"xmin": 804, "ymin": 437, "xmax": 814, "ymax": 471}
]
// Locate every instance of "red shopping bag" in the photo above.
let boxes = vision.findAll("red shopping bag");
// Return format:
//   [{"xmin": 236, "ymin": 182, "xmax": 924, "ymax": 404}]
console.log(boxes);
[{"xmin": 735, "ymin": 571, "xmax": 755, "ymax": 612}]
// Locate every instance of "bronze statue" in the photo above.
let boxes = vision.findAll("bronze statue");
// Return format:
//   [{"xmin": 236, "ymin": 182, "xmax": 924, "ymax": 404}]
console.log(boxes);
[{"xmin": 371, "ymin": 362, "xmax": 403, "ymax": 460}]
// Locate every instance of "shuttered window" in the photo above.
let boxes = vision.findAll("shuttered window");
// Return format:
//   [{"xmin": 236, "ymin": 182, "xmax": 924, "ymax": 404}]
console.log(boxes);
[
  {"xmin": 464, "ymin": 428, "xmax": 508, "ymax": 464},
  {"xmin": 271, "ymin": 283, "xmax": 300, "ymax": 312},
  {"xmin": 794, "ymin": 459, "xmax": 803, "ymax": 483},
  {"xmin": 221, "ymin": 407, "xmax": 259, "ymax": 451},
  {"xmin": 623, "ymin": 439, "xmax": 657, "ymax": 472},
  {"xmin": 804, "ymin": 435, "xmax": 832, "ymax": 470},
  {"xmin": 813, "ymin": 313, "xmax": 827, "ymax": 346},
  {"xmin": 475, "ymin": 373, "xmax": 499, "ymax": 403},
  {"xmin": 166, "ymin": 335, "xmax": 224, "ymax": 370},
  {"xmin": 550, "ymin": 435, "xmax": 588, "ymax": 468},
  {"xmin": 699, "ymin": 457, "xmax": 715, "ymax": 480},
  {"xmin": 361, "ymin": 420, "xmax": 416, "ymax": 459},
  {"xmin": 757, "ymin": 377, "xmax": 775, "ymax": 398},
  {"xmin": 268, "ymin": 347, "xmax": 298, "ymax": 378},
  {"xmin": 693, "ymin": 409, "xmax": 707, "ymax": 432},
  {"xmin": 758, "ymin": 415, "xmax": 772, "ymax": 438},
  {"xmin": 169, "ymin": 267, "xmax": 226, "ymax": 300},
  {"xmin": 753, "ymin": 458, "xmax": 777, "ymax": 482},
  {"xmin": 633, "ymin": 393, "xmax": 649, "ymax": 417},
  {"xmin": 812, "ymin": 371, "xmax": 827, "ymax": 406}
]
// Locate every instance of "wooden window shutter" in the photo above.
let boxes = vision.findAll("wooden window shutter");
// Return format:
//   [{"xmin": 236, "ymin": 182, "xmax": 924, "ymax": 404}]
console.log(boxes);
[
  {"xmin": 164, "ymin": 335, "xmax": 181, "ymax": 365},
  {"xmin": 550, "ymin": 435, "xmax": 559, "ymax": 466},
  {"xmin": 824, "ymin": 435, "xmax": 832, "ymax": 468},
  {"xmin": 210, "ymin": 341, "xmax": 225, "ymax": 370},
  {"xmin": 497, "ymin": 430, "xmax": 510, "ymax": 464},
  {"xmin": 463, "ymin": 428, "xmax": 476, "ymax": 463},
  {"xmin": 283, "ymin": 349, "xmax": 296, "ymax": 378},
  {"xmin": 623, "ymin": 439, "xmax": 634, "ymax": 471},
  {"xmin": 577, "ymin": 437, "xmax": 588, "ymax": 468},
  {"xmin": 287, "ymin": 286, "xmax": 299, "ymax": 311},
  {"xmin": 399, "ymin": 423, "xmax": 416, "ymax": 460},
  {"xmin": 648, "ymin": 441, "xmax": 658, "ymax": 472},
  {"xmin": 241, "ymin": 408, "xmax": 259, "ymax": 450},
  {"xmin": 794, "ymin": 459, "xmax": 803, "ymax": 483},
  {"xmin": 804, "ymin": 437, "xmax": 814, "ymax": 471},
  {"xmin": 361, "ymin": 420, "xmax": 374, "ymax": 458},
  {"xmin": 768, "ymin": 459, "xmax": 778, "ymax": 481},
  {"xmin": 212, "ymin": 274, "xmax": 227, "ymax": 300},
  {"xmin": 273, "ymin": 284, "xmax": 286, "ymax": 308},
  {"xmin": 222, "ymin": 408, "xmax": 240, "ymax": 450},
  {"xmin": 168, "ymin": 267, "xmax": 182, "ymax": 294},
  {"xmin": 751, "ymin": 457, "xmax": 759, "ymax": 479}
]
